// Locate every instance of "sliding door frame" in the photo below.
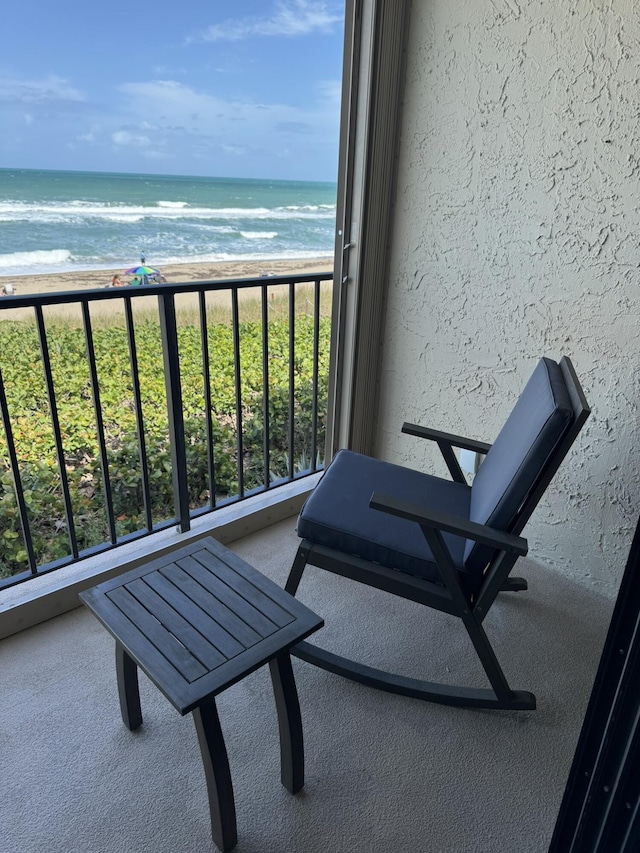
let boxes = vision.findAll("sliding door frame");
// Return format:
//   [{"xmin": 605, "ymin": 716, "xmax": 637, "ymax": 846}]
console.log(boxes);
[{"xmin": 325, "ymin": 0, "xmax": 411, "ymax": 459}]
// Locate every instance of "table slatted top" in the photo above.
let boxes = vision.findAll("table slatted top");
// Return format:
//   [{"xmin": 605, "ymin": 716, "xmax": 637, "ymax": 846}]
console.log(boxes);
[{"xmin": 80, "ymin": 537, "xmax": 323, "ymax": 714}]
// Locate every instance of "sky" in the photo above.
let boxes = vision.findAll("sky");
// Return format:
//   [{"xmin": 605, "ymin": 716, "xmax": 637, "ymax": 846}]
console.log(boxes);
[{"xmin": 0, "ymin": 0, "xmax": 345, "ymax": 182}]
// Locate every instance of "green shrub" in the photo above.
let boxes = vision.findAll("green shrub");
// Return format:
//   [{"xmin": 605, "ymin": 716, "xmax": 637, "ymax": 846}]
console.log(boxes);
[{"xmin": 0, "ymin": 314, "xmax": 330, "ymax": 578}]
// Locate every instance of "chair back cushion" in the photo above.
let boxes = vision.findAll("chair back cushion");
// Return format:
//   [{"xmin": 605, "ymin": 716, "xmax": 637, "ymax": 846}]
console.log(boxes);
[{"xmin": 464, "ymin": 358, "xmax": 573, "ymax": 573}]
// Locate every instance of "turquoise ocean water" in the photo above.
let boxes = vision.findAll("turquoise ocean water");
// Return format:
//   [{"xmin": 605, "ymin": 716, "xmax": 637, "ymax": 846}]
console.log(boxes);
[{"xmin": 0, "ymin": 168, "xmax": 337, "ymax": 277}]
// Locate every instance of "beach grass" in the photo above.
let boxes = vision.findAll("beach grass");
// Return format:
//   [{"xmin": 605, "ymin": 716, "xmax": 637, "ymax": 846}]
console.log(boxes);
[{"xmin": 0, "ymin": 282, "xmax": 333, "ymax": 331}]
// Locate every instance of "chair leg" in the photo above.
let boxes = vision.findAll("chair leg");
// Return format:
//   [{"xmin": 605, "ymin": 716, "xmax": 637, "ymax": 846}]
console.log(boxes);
[
  {"xmin": 501, "ymin": 577, "xmax": 528, "ymax": 592},
  {"xmin": 285, "ymin": 544, "xmax": 311, "ymax": 595},
  {"xmin": 460, "ymin": 609, "xmax": 528, "ymax": 706}
]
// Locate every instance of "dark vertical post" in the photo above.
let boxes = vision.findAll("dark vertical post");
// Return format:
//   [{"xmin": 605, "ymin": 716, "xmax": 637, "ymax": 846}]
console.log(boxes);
[
  {"xmin": 124, "ymin": 297, "xmax": 153, "ymax": 532},
  {"xmin": 35, "ymin": 305, "xmax": 78, "ymax": 557},
  {"xmin": 288, "ymin": 282, "xmax": 295, "ymax": 479},
  {"xmin": 311, "ymin": 279, "xmax": 321, "ymax": 470},
  {"xmin": 0, "ymin": 366, "xmax": 37, "ymax": 573},
  {"xmin": 261, "ymin": 284, "xmax": 270, "ymax": 490},
  {"xmin": 199, "ymin": 291, "xmax": 216, "ymax": 508},
  {"xmin": 157, "ymin": 292, "xmax": 190, "ymax": 531},
  {"xmin": 82, "ymin": 303, "xmax": 116, "ymax": 543},
  {"xmin": 231, "ymin": 288, "xmax": 244, "ymax": 498}
]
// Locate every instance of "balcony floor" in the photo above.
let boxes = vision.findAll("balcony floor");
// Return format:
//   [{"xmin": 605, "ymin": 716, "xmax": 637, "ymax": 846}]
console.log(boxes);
[{"xmin": 1, "ymin": 517, "xmax": 613, "ymax": 853}]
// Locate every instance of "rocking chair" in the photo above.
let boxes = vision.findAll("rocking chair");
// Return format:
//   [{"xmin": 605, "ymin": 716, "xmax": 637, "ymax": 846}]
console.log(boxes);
[{"xmin": 285, "ymin": 356, "xmax": 590, "ymax": 711}]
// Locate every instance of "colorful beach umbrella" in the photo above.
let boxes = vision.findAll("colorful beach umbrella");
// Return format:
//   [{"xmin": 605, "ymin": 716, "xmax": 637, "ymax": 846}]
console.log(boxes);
[{"xmin": 124, "ymin": 265, "xmax": 160, "ymax": 276}]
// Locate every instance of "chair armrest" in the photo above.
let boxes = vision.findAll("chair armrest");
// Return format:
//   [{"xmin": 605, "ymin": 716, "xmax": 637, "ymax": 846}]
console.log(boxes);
[
  {"xmin": 402, "ymin": 423, "xmax": 492, "ymax": 455},
  {"xmin": 369, "ymin": 492, "xmax": 528, "ymax": 557},
  {"xmin": 401, "ymin": 423, "xmax": 492, "ymax": 483}
]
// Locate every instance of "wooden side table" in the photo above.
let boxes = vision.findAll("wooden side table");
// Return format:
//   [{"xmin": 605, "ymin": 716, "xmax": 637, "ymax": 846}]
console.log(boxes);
[{"xmin": 80, "ymin": 536, "xmax": 323, "ymax": 852}]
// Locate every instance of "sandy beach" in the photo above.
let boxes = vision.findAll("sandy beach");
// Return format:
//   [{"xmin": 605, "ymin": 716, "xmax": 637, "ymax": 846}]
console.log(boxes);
[
  {"xmin": 4, "ymin": 256, "xmax": 334, "ymax": 298},
  {"xmin": 0, "ymin": 257, "xmax": 334, "ymax": 322}
]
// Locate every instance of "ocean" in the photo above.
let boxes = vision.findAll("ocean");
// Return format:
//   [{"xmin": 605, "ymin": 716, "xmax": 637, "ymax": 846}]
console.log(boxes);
[{"xmin": 0, "ymin": 168, "xmax": 337, "ymax": 277}]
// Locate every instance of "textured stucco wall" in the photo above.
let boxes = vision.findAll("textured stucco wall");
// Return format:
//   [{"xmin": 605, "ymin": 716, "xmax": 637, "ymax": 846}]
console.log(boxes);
[{"xmin": 375, "ymin": 1, "xmax": 640, "ymax": 595}]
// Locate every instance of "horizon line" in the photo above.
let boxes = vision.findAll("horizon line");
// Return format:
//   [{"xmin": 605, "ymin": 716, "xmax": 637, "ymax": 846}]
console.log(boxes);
[{"xmin": 0, "ymin": 165, "xmax": 338, "ymax": 186}]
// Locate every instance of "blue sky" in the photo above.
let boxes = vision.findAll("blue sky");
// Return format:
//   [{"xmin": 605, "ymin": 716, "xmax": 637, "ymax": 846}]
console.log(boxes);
[{"xmin": 0, "ymin": 0, "xmax": 344, "ymax": 181}]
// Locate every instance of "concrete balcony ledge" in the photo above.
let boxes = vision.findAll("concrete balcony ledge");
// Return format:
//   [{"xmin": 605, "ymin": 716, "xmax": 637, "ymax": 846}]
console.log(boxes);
[{"xmin": 0, "ymin": 473, "xmax": 320, "ymax": 640}]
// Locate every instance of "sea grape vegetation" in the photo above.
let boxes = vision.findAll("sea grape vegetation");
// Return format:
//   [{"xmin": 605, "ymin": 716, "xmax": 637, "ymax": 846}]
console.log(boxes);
[{"xmin": 0, "ymin": 314, "xmax": 330, "ymax": 578}]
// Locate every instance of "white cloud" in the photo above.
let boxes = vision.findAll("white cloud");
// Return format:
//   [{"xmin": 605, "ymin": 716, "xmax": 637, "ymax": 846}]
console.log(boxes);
[
  {"xmin": 23, "ymin": 113, "xmax": 34, "ymax": 124},
  {"xmin": 196, "ymin": 0, "xmax": 341, "ymax": 42},
  {"xmin": 112, "ymin": 130, "xmax": 152, "ymax": 148},
  {"xmin": 119, "ymin": 80, "xmax": 255, "ymax": 126},
  {"xmin": 120, "ymin": 79, "xmax": 186, "ymax": 104},
  {"xmin": 115, "ymin": 77, "xmax": 341, "ymax": 170},
  {"xmin": 118, "ymin": 79, "xmax": 338, "ymax": 133},
  {"xmin": 222, "ymin": 144, "xmax": 246, "ymax": 156},
  {"xmin": 76, "ymin": 123, "xmax": 105, "ymax": 144},
  {"xmin": 0, "ymin": 75, "xmax": 84, "ymax": 104}
]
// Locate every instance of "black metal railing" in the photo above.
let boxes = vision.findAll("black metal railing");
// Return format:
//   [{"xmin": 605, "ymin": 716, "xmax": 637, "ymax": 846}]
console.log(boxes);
[{"xmin": 0, "ymin": 271, "xmax": 332, "ymax": 588}]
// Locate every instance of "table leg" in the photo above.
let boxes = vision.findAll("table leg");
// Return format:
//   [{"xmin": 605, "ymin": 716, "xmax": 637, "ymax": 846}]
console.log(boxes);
[
  {"xmin": 193, "ymin": 699, "xmax": 237, "ymax": 853},
  {"xmin": 269, "ymin": 652, "xmax": 304, "ymax": 794},
  {"xmin": 115, "ymin": 641, "xmax": 142, "ymax": 730}
]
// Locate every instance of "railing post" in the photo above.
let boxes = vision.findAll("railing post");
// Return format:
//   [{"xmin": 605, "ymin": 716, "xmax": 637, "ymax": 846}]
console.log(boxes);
[
  {"xmin": 0, "ymin": 366, "xmax": 38, "ymax": 574},
  {"xmin": 157, "ymin": 292, "xmax": 190, "ymax": 532}
]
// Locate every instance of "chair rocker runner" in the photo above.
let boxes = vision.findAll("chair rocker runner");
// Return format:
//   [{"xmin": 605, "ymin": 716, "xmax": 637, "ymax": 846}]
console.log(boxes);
[{"xmin": 285, "ymin": 356, "xmax": 590, "ymax": 711}]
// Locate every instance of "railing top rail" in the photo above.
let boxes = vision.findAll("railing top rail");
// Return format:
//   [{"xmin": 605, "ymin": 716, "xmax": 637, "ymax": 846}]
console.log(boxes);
[{"xmin": 0, "ymin": 270, "xmax": 333, "ymax": 311}]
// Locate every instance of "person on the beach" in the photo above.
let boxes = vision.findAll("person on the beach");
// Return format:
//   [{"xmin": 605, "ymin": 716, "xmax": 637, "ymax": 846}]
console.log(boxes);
[
  {"xmin": 111, "ymin": 275, "xmax": 124, "ymax": 287},
  {"xmin": 140, "ymin": 252, "xmax": 146, "ymax": 264}
]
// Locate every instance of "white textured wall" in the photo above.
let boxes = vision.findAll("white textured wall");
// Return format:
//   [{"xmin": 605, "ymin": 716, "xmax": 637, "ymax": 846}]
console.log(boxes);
[{"xmin": 375, "ymin": 1, "xmax": 640, "ymax": 595}]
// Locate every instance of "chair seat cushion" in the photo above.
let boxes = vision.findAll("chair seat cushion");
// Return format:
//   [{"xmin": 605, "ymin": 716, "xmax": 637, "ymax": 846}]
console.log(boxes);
[{"xmin": 297, "ymin": 450, "xmax": 472, "ymax": 585}]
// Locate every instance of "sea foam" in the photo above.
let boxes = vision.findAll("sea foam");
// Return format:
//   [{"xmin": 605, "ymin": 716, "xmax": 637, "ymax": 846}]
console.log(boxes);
[
  {"xmin": 0, "ymin": 201, "xmax": 335, "ymax": 223},
  {"xmin": 0, "ymin": 249, "xmax": 72, "ymax": 269}
]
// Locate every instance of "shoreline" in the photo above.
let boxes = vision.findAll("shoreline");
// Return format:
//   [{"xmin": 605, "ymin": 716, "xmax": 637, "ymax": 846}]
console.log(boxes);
[{"xmin": 5, "ymin": 256, "xmax": 334, "ymax": 298}]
